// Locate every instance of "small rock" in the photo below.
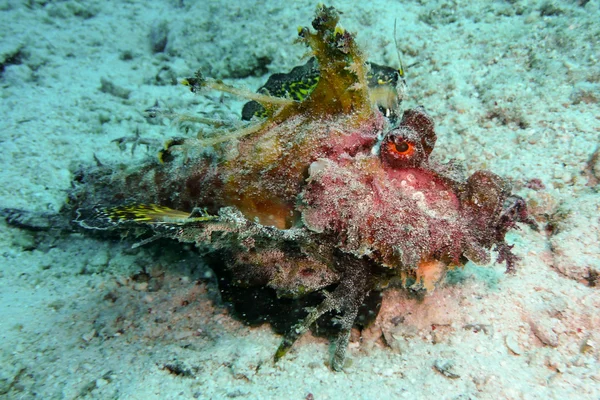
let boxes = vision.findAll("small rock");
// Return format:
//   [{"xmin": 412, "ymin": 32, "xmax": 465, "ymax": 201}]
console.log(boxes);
[
  {"xmin": 149, "ymin": 21, "xmax": 169, "ymax": 53},
  {"xmin": 584, "ymin": 147, "xmax": 600, "ymax": 186},
  {"xmin": 132, "ymin": 282, "xmax": 148, "ymax": 292},
  {"xmin": 383, "ymin": 326, "xmax": 416, "ymax": 352},
  {"xmin": 505, "ymin": 333, "xmax": 522, "ymax": 355},
  {"xmin": 99, "ymin": 77, "xmax": 131, "ymax": 99},
  {"xmin": 433, "ymin": 359, "xmax": 461, "ymax": 379},
  {"xmin": 82, "ymin": 329, "xmax": 96, "ymax": 342},
  {"xmin": 115, "ymin": 276, "xmax": 129, "ymax": 286},
  {"xmin": 580, "ymin": 337, "xmax": 595, "ymax": 354},
  {"xmin": 549, "ymin": 194, "xmax": 600, "ymax": 286},
  {"xmin": 95, "ymin": 378, "xmax": 108, "ymax": 388},
  {"xmin": 529, "ymin": 318, "xmax": 558, "ymax": 347}
]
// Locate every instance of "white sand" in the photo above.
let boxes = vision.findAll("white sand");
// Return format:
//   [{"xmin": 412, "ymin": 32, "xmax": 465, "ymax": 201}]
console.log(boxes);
[{"xmin": 1, "ymin": 0, "xmax": 599, "ymax": 398}]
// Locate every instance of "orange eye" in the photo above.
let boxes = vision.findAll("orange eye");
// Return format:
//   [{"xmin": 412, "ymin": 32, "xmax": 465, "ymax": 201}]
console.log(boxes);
[
  {"xmin": 380, "ymin": 130, "xmax": 424, "ymax": 169},
  {"xmin": 386, "ymin": 139, "xmax": 414, "ymax": 156}
]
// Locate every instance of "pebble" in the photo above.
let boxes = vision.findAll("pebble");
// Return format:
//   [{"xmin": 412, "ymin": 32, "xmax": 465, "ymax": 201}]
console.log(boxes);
[
  {"xmin": 99, "ymin": 77, "xmax": 131, "ymax": 100},
  {"xmin": 133, "ymin": 282, "xmax": 148, "ymax": 291},
  {"xmin": 433, "ymin": 359, "xmax": 461, "ymax": 379},
  {"xmin": 82, "ymin": 329, "xmax": 96, "ymax": 342},
  {"xmin": 529, "ymin": 318, "xmax": 558, "ymax": 347},
  {"xmin": 95, "ymin": 378, "xmax": 108, "ymax": 388},
  {"xmin": 149, "ymin": 20, "xmax": 169, "ymax": 53},
  {"xmin": 505, "ymin": 333, "xmax": 522, "ymax": 355}
]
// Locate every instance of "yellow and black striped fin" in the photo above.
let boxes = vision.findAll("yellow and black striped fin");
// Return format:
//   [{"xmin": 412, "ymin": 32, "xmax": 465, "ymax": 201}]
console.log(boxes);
[
  {"xmin": 101, "ymin": 204, "xmax": 217, "ymax": 225},
  {"xmin": 76, "ymin": 204, "xmax": 217, "ymax": 230}
]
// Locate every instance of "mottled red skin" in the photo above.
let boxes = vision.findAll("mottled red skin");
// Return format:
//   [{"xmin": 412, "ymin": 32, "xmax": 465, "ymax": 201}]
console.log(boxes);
[
  {"xmin": 300, "ymin": 106, "xmax": 516, "ymax": 272},
  {"xmin": 119, "ymin": 113, "xmax": 385, "ymax": 230},
  {"xmin": 100, "ymin": 106, "xmax": 526, "ymax": 275}
]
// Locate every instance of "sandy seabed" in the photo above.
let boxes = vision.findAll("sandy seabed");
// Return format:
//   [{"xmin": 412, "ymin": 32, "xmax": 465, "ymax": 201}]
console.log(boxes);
[{"xmin": 1, "ymin": 0, "xmax": 599, "ymax": 398}]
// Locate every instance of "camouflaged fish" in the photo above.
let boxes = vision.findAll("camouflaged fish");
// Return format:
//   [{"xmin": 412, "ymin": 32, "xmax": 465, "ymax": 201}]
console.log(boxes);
[{"xmin": 43, "ymin": 5, "xmax": 535, "ymax": 371}]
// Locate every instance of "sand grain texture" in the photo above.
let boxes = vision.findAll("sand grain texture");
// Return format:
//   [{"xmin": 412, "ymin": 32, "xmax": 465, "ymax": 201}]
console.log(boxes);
[{"xmin": 1, "ymin": 0, "xmax": 599, "ymax": 398}]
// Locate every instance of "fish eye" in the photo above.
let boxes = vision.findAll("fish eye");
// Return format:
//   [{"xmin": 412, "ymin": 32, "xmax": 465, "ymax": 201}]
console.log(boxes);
[
  {"xmin": 393, "ymin": 139, "xmax": 410, "ymax": 154},
  {"xmin": 386, "ymin": 135, "xmax": 414, "ymax": 157},
  {"xmin": 380, "ymin": 130, "xmax": 423, "ymax": 168}
]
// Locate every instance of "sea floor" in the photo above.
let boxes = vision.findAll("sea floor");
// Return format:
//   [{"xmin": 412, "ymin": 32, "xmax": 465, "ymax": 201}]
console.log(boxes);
[{"xmin": 1, "ymin": 0, "xmax": 599, "ymax": 399}]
